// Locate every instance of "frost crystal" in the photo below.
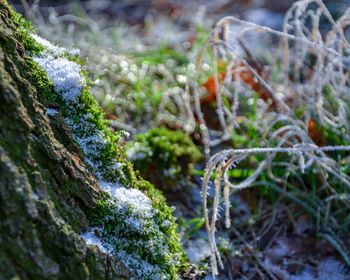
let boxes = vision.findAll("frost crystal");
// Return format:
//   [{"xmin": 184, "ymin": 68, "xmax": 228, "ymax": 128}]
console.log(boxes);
[
  {"xmin": 99, "ymin": 180, "xmax": 123, "ymax": 193},
  {"xmin": 45, "ymin": 108, "xmax": 59, "ymax": 116},
  {"xmin": 116, "ymin": 251, "xmax": 166, "ymax": 280},
  {"xmin": 113, "ymin": 187, "xmax": 153, "ymax": 218},
  {"xmin": 31, "ymin": 34, "xmax": 80, "ymax": 56},
  {"xmin": 63, "ymin": 115, "xmax": 123, "ymax": 179},
  {"xmin": 33, "ymin": 55, "xmax": 85, "ymax": 104},
  {"xmin": 80, "ymin": 228, "xmax": 113, "ymax": 254}
]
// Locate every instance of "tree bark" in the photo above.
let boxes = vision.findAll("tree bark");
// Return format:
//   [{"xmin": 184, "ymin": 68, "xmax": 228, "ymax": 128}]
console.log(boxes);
[{"xmin": 0, "ymin": 3, "xmax": 131, "ymax": 279}]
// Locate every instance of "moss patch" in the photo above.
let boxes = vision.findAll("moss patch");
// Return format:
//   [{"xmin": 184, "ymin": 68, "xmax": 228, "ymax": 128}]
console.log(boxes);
[
  {"xmin": 127, "ymin": 127, "xmax": 202, "ymax": 190},
  {"xmin": 3, "ymin": 2, "xmax": 188, "ymax": 278}
]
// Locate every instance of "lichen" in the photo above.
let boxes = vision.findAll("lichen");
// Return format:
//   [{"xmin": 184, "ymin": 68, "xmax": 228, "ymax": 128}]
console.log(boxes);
[{"xmin": 6, "ymin": 5, "xmax": 187, "ymax": 278}]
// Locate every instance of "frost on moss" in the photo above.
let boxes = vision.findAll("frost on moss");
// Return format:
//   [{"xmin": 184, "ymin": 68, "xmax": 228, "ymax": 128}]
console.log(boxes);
[
  {"xmin": 80, "ymin": 227, "xmax": 113, "ymax": 254},
  {"xmin": 127, "ymin": 127, "xmax": 202, "ymax": 190},
  {"xmin": 33, "ymin": 55, "xmax": 84, "ymax": 104},
  {"xmin": 96, "ymin": 187, "xmax": 181, "ymax": 279},
  {"xmin": 8, "ymin": 6, "xmax": 186, "ymax": 278}
]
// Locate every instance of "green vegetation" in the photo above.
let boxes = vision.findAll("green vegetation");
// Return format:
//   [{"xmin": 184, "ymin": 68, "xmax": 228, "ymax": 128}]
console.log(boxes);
[
  {"xmin": 3, "ymin": 3, "xmax": 188, "ymax": 278},
  {"xmin": 93, "ymin": 46, "xmax": 196, "ymax": 131},
  {"xmin": 127, "ymin": 127, "xmax": 202, "ymax": 190},
  {"xmin": 5, "ymin": 0, "xmax": 350, "ymax": 278}
]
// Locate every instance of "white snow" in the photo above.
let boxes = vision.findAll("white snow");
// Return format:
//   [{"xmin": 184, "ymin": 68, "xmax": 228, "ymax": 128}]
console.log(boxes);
[
  {"xmin": 31, "ymin": 33, "xmax": 80, "ymax": 56},
  {"xmin": 116, "ymin": 250, "xmax": 165, "ymax": 280},
  {"xmin": 74, "ymin": 134, "xmax": 107, "ymax": 157},
  {"xmin": 45, "ymin": 108, "xmax": 59, "ymax": 116},
  {"xmin": 33, "ymin": 55, "xmax": 85, "ymax": 104},
  {"xmin": 113, "ymin": 187, "xmax": 153, "ymax": 218},
  {"xmin": 99, "ymin": 180, "xmax": 122, "ymax": 193},
  {"xmin": 63, "ymin": 116, "xmax": 119, "ymax": 179},
  {"xmin": 80, "ymin": 228, "xmax": 113, "ymax": 254}
]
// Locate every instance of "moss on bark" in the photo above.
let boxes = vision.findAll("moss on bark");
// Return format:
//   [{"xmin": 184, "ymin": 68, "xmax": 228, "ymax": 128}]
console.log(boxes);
[{"xmin": 0, "ymin": 1, "xmax": 188, "ymax": 279}]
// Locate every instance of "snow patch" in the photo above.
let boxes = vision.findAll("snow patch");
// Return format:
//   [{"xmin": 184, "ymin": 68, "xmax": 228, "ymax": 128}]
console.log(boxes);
[
  {"xmin": 99, "ymin": 180, "xmax": 122, "ymax": 193},
  {"xmin": 45, "ymin": 108, "xmax": 59, "ymax": 116},
  {"xmin": 80, "ymin": 228, "xmax": 113, "ymax": 254},
  {"xmin": 74, "ymin": 134, "xmax": 107, "ymax": 157},
  {"xmin": 113, "ymin": 187, "xmax": 153, "ymax": 218},
  {"xmin": 33, "ymin": 55, "xmax": 85, "ymax": 104},
  {"xmin": 31, "ymin": 33, "xmax": 79, "ymax": 56},
  {"xmin": 63, "ymin": 116, "xmax": 111, "ymax": 178},
  {"xmin": 116, "ymin": 250, "xmax": 167, "ymax": 280}
]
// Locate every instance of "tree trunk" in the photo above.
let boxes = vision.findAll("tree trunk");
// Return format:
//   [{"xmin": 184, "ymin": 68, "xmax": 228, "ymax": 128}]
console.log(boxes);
[{"xmin": 0, "ymin": 3, "xmax": 132, "ymax": 279}]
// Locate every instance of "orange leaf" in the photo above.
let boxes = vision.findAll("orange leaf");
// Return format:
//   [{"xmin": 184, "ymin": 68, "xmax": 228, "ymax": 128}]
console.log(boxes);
[
  {"xmin": 201, "ymin": 72, "xmax": 226, "ymax": 103},
  {"xmin": 201, "ymin": 62, "xmax": 273, "ymax": 106},
  {"xmin": 308, "ymin": 118, "xmax": 325, "ymax": 146}
]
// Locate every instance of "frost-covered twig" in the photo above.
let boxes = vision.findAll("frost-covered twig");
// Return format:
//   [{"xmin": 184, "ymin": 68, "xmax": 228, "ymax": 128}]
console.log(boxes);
[
  {"xmin": 203, "ymin": 144, "xmax": 350, "ymax": 276},
  {"xmin": 194, "ymin": 0, "xmax": 350, "ymax": 155}
]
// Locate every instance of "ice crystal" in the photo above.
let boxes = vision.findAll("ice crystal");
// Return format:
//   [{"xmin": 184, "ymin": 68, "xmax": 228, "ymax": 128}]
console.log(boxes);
[
  {"xmin": 45, "ymin": 108, "xmax": 59, "ymax": 116},
  {"xmin": 80, "ymin": 228, "xmax": 113, "ymax": 254},
  {"xmin": 116, "ymin": 251, "xmax": 166, "ymax": 280},
  {"xmin": 112, "ymin": 187, "xmax": 153, "ymax": 218},
  {"xmin": 33, "ymin": 55, "xmax": 84, "ymax": 104},
  {"xmin": 31, "ymin": 33, "xmax": 79, "ymax": 56}
]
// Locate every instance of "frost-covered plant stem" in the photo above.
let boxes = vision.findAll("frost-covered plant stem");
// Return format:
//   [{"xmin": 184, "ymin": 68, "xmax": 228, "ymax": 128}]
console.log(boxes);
[{"xmin": 203, "ymin": 144, "xmax": 350, "ymax": 276}]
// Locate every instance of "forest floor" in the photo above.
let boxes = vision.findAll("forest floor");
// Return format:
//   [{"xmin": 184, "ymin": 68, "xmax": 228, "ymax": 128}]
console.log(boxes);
[{"xmin": 10, "ymin": 0, "xmax": 350, "ymax": 279}]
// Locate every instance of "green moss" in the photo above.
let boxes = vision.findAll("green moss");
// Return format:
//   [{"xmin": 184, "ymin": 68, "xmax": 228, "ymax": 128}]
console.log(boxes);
[
  {"xmin": 92, "ymin": 195, "xmax": 180, "ymax": 279},
  {"xmin": 0, "ymin": 3, "xmax": 55, "ymax": 100},
  {"xmin": 4, "ymin": 3, "xmax": 188, "ymax": 278},
  {"xmin": 127, "ymin": 127, "xmax": 202, "ymax": 190},
  {"xmin": 4, "ymin": 2, "xmax": 44, "ymax": 55},
  {"xmin": 92, "ymin": 183, "xmax": 188, "ymax": 279}
]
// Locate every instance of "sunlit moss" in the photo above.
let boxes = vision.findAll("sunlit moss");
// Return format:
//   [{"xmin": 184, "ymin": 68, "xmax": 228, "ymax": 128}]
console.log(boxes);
[
  {"xmin": 6, "ymin": 2, "xmax": 188, "ymax": 278},
  {"xmin": 127, "ymin": 127, "xmax": 202, "ymax": 190}
]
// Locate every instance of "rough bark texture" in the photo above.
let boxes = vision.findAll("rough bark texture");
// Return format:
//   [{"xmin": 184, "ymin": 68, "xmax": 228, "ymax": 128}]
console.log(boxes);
[{"xmin": 0, "ymin": 3, "xmax": 131, "ymax": 279}]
